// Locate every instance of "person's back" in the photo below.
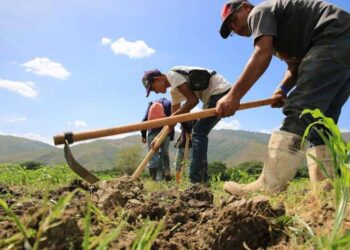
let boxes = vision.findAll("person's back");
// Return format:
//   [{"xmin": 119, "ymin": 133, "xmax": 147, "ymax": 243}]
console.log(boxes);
[
  {"xmin": 148, "ymin": 102, "xmax": 165, "ymax": 120},
  {"xmin": 167, "ymin": 66, "xmax": 231, "ymax": 109},
  {"xmin": 249, "ymin": 0, "xmax": 350, "ymax": 60}
]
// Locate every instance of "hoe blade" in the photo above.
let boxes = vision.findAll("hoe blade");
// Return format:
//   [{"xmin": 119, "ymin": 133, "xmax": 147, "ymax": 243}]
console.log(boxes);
[{"xmin": 64, "ymin": 141, "xmax": 100, "ymax": 184}]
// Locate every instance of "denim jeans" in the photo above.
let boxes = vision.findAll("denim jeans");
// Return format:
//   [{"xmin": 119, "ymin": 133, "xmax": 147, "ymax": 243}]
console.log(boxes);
[
  {"xmin": 281, "ymin": 32, "xmax": 350, "ymax": 145},
  {"xmin": 189, "ymin": 91, "xmax": 229, "ymax": 183},
  {"xmin": 147, "ymin": 131, "xmax": 170, "ymax": 181}
]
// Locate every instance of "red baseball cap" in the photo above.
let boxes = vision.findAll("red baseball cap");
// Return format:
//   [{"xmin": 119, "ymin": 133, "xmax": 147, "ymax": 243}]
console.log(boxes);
[{"xmin": 220, "ymin": 0, "xmax": 245, "ymax": 39}]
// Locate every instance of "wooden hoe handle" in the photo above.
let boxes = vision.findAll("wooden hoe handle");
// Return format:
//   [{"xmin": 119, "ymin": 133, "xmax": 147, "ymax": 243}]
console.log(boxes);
[
  {"xmin": 131, "ymin": 126, "xmax": 171, "ymax": 179},
  {"xmin": 53, "ymin": 98, "xmax": 275, "ymax": 145}
]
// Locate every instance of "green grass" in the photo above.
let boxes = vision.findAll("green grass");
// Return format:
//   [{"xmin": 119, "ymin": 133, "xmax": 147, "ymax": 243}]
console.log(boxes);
[{"xmin": 1, "ymin": 113, "xmax": 349, "ymax": 250}]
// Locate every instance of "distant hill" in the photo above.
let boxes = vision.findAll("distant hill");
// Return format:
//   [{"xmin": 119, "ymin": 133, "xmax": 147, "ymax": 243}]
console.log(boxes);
[{"xmin": 0, "ymin": 131, "xmax": 349, "ymax": 171}]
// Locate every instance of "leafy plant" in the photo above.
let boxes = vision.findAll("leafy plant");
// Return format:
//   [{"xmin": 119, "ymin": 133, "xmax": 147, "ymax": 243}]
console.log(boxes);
[{"xmin": 301, "ymin": 109, "xmax": 350, "ymax": 249}]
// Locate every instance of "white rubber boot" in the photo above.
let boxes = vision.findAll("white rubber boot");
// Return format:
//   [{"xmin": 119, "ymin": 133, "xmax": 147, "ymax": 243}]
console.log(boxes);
[
  {"xmin": 224, "ymin": 131, "xmax": 305, "ymax": 196},
  {"xmin": 307, "ymin": 145, "xmax": 334, "ymax": 193}
]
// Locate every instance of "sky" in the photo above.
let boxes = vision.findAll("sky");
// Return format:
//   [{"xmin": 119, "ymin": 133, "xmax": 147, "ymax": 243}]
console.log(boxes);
[{"xmin": 0, "ymin": 0, "xmax": 349, "ymax": 145}]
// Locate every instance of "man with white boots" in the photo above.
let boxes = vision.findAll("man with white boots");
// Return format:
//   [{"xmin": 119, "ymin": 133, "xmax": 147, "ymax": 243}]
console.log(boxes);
[{"xmin": 217, "ymin": 0, "xmax": 350, "ymax": 195}]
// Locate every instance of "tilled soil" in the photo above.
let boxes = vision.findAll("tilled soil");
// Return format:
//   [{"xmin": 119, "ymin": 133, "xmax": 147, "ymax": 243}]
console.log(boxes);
[{"xmin": 0, "ymin": 177, "xmax": 289, "ymax": 249}]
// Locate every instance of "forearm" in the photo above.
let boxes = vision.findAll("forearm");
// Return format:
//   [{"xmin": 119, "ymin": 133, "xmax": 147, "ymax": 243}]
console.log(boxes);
[
  {"xmin": 172, "ymin": 99, "xmax": 198, "ymax": 116},
  {"xmin": 277, "ymin": 62, "xmax": 299, "ymax": 94}
]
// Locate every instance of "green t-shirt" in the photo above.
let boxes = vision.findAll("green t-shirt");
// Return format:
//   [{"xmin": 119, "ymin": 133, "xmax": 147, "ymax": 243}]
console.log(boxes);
[{"xmin": 248, "ymin": 0, "xmax": 350, "ymax": 61}]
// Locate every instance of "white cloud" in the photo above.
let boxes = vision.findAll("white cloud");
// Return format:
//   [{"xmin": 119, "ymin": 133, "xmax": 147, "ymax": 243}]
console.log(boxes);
[
  {"xmin": 214, "ymin": 119, "xmax": 240, "ymax": 130},
  {"xmin": 108, "ymin": 37, "xmax": 155, "ymax": 58},
  {"xmin": 101, "ymin": 37, "xmax": 112, "ymax": 46},
  {"xmin": 22, "ymin": 57, "xmax": 71, "ymax": 80},
  {"xmin": 0, "ymin": 131, "xmax": 52, "ymax": 145},
  {"xmin": 0, "ymin": 116, "xmax": 27, "ymax": 123},
  {"xmin": 67, "ymin": 120, "xmax": 88, "ymax": 128},
  {"xmin": 258, "ymin": 129, "xmax": 271, "ymax": 134},
  {"xmin": 341, "ymin": 128, "xmax": 350, "ymax": 133},
  {"xmin": 0, "ymin": 79, "xmax": 38, "ymax": 98}
]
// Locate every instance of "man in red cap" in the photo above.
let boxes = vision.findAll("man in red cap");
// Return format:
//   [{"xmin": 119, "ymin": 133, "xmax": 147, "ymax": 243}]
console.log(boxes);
[{"xmin": 217, "ymin": 0, "xmax": 350, "ymax": 195}]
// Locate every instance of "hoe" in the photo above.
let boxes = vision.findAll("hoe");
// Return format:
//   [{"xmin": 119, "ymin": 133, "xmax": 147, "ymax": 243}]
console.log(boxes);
[{"xmin": 53, "ymin": 98, "xmax": 274, "ymax": 183}]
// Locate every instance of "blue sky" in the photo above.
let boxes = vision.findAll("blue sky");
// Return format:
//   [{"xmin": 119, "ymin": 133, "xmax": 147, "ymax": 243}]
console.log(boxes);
[{"xmin": 0, "ymin": 0, "xmax": 349, "ymax": 145}]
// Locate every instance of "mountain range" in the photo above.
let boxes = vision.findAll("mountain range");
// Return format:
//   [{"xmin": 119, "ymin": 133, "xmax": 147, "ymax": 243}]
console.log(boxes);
[{"xmin": 1, "ymin": 130, "xmax": 349, "ymax": 171}]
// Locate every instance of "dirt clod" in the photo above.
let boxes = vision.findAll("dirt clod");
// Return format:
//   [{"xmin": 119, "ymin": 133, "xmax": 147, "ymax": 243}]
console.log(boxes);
[{"xmin": 93, "ymin": 176, "xmax": 144, "ymax": 211}]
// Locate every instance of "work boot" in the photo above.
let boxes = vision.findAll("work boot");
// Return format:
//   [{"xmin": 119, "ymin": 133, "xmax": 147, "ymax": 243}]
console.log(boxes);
[
  {"xmin": 149, "ymin": 168, "xmax": 157, "ymax": 181},
  {"xmin": 307, "ymin": 145, "xmax": 334, "ymax": 193},
  {"xmin": 224, "ymin": 131, "xmax": 305, "ymax": 196},
  {"xmin": 163, "ymin": 168, "xmax": 171, "ymax": 181},
  {"xmin": 175, "ymin": 170, "xmax": 181, "ymax": 184}
]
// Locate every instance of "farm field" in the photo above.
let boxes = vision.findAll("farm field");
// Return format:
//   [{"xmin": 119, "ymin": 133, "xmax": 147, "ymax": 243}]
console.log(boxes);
[{"xmin": 1, "ymin": 164, "xmax": 349, "ymax": 250}]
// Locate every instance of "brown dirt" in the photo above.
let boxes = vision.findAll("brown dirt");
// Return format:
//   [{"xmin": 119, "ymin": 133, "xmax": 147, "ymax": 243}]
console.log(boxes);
[{"xmin": 0, "ymin": 178, "xmax": 294, "ymax": 249}]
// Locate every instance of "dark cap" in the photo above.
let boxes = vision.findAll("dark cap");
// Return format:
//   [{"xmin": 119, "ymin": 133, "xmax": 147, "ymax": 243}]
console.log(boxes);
[
  {"xmin": 220, "ymin": 0, "xmax": 245, "ymax": 39},
  {"xmin": 142, "ymin": 69, "xmax": 161, "ymax": 97}
]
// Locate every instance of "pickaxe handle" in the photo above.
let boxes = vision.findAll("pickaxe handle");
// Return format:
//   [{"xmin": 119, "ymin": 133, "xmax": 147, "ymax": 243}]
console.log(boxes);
[
  {"xmin": 131, "ymin": 126, "xmax": 171, "ymax": 179},
  {"xmin": 53, "ymin": 98, "xmax": 275, "ymax": 145}
]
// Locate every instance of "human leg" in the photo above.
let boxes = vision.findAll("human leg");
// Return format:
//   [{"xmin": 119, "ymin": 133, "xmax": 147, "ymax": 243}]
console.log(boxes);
[
  {"xmin": 159, "ymin": 136, "xmax": 171, "ymax": 181},
  {"xmin": 147, "ymin": 132, "xmax": 161, "ymax": 181},
  {"xmin": 224, "ymin": 131, "xmax": 305, "ymax": 195},
  {"xmin": 189, "ymin": 92, "xmax": 226, "ymax": 183}
]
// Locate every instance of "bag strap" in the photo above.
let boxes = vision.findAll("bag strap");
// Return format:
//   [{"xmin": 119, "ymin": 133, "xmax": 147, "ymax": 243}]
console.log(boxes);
[
  {"xmin": 172, "ymin": 69, "xmax": 216, "ymax": 76},
  {"xmin": 172, "ymin": 69, "xmax": 189, "ymax": 76}
]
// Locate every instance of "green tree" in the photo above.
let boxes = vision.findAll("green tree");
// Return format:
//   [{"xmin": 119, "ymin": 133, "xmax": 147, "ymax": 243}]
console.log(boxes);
[
  {"xmin": 234, "ymin": 160, "xmax": 263, "ymax": 175},
  {"xmin": 115, "ymin": 145, "xmax": 143, "ymax": 175},
  {"xmin": 20, "ymin": 161, "xmax": 42, "ymax": 170},
  {"xmin": 208, "ymin": 161, "xmax": 228, "ymax": 180}
]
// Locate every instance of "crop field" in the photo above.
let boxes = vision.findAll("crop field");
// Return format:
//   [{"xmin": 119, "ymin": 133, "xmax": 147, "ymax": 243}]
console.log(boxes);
[
  {"xmin": 0, "ymin": 163, "xmax": 349, "ymax": 250},
  {"xmin": 1, "ymin": 111, "xmax": 349, "ymax": 250}
]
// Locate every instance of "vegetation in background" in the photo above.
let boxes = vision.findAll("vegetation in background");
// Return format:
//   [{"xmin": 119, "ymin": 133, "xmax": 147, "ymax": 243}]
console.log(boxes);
[
  {"xmin": 1, "ymin": 111, "xmax": 349, "ymax": 249},
  {"xmin": 114, "ymin": 145, "xmax": 143, "ymax": 175}
]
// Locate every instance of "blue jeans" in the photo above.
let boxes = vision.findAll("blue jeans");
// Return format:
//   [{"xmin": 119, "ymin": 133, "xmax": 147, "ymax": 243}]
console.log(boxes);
[
  {"xmin": 147, "ymin": 131, "xmax": 170, "ymax": 181},
  {"xmin": 281, "ymin": 32, "xmax": 350, "ymax": 145},
  {"xmin": 189, "ymin": 91, "xmax": 228, "ymax": 183}
]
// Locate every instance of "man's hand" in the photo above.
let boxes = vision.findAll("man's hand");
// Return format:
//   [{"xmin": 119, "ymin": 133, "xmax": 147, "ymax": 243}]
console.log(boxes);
[
  {"xmin": 271, "ymin": 89, "xmax": 286, "ymax": 108},
  {"xmin": 150, "ymin": 138, "xmax": 160, "ymax": 151},
  {"xmin": 215, "ymin": 93, "xmax": 240, "ymax": 117}
]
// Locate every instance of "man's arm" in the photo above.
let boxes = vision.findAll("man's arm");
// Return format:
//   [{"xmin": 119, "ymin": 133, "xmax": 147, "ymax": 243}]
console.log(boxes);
[
  {"xmin": 171, "ymin": 103, "xmax": 181, "ymax": 114},
  {"xmin": 216, "ymin": 35, "xmax": 274, "ymax": 117},
  {"xmin": 141, "ymin": 102, "xmax": 152, "ymax": 142},
  {"xmin": 271, "ymin": 61, "xmax": 299, "ymax": 108},
  {"xmin": 172, "ymin": 83, "xmax": 199, "ymax": 116}
]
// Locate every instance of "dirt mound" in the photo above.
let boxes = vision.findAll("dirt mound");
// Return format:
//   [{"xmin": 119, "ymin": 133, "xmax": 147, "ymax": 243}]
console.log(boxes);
[
  {"xmin": 0, "ymin": 180, "xmax": 287, "ymax": 249},
  {"xmin": 153, "ymin": 194, "xmax": 286, "ymax": 250},
  {"xmin": 201, "ymin": 196, "xmax": 286, "ymax": 250},
  {"xmin": 0, "ymin": 184, "xmax": 20, "ymax": 197},
  {"xmin": 54, "ymin": 179, "xmax": 98, "ymax": 196},
  {"xmin": 93, "ymin": 176, "xmax": 144, "ymax": 211}
]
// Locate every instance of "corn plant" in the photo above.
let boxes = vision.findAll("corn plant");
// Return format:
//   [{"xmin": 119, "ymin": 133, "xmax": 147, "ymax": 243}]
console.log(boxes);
[{"xmin": 301, "ymin": 109, "xmax": 350, "ymax": 249}]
